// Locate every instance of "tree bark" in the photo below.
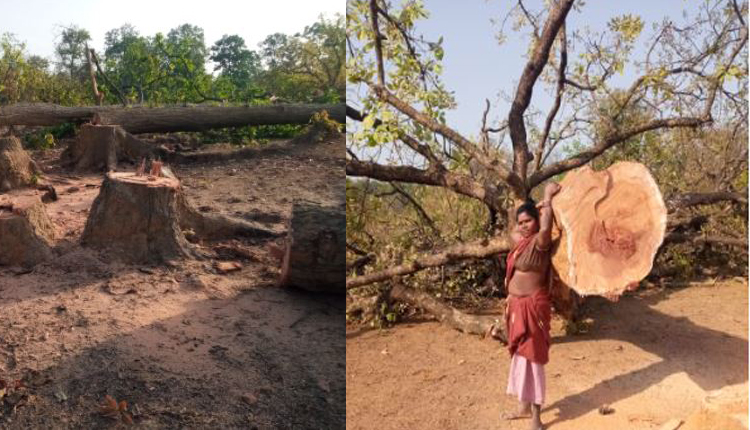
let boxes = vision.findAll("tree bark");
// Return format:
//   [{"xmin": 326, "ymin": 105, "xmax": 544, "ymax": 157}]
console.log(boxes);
[
  {"xmin": 280, "ymin": 201, "xmax": 346, "ymax": 293},
  {"xmin": 82, "ymin": 172, "xmax": 194, "ymax": 263},
  {"xmin": 389, "ymin": 282, "xmax": 505, "ymax": 340},
  {"xmin": 347, "ymin": 235, "xmax": 511, "ymax": 289},
  {"xmin": 0, "ymin": 195, "xmax": 54, "ymax": 267},
  {"xmin": 0, "ymin": 103, "xmax": 345, "ymax": 134},
  {"xmin": 0, "ymin": 136, "xmax": 39, "ymax": 191}
]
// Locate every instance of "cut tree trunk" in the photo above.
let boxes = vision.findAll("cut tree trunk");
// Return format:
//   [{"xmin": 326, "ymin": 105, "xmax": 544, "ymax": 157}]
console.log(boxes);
[
  {"xmin": 552, "ymin": 161, "xmax": 667, "ymax": 296},
  {"xmin": 0, "ymin": 103, "xmax": 345, "ymax": 134},
  {"xmin": 81, "ymin": 172, "xmax": 193, "ymax": 263},
  {"xmin": 63, "ymin": 124, "xmax": 162, "ymax": 171},
  {"xmin": 389, "ymin": 282, "xmax": 505, "ymax": 341},
  {"xmin": 0, "ymin": 136, "xmax": 39, "ymax": 191},
  {"xmin": 0, "ymin": 195, "xmax": 54, "ymax": 267},
  {"xmin": 280, "ymin": 201, "xmax": 345, "ymax": 293}
]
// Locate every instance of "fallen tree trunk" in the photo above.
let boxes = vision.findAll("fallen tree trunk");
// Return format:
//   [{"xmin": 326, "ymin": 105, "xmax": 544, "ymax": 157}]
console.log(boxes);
[
  {"xmin": 280, "ymin": 201, "xmax": 345, "ymax": 293},
  {"xmin": 389, "ymin": 282, "xmax": 505, "ymax": 340},
  {"xmin": 0, "ymin": 103, "xmax": 345, "ymax": 133}
]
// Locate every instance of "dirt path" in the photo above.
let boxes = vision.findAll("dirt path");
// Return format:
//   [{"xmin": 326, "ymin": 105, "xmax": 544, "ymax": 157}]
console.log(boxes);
[
  {"xmin": 346, "ymin": 279, "xmax": 748, "ymax": 430},
  {"xmin": 0, "ymin": 136, "xmax": 345, "ymax": 428}
]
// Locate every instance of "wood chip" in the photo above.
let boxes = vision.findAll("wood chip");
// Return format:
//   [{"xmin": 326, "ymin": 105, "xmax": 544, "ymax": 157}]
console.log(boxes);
[
  {"xmin": 657, "ymin": 419, "xmax": 683, "ymax": 430},
  {"xmin": 214, "ymin": 261, "xmax": 242, "ymax": 274}
]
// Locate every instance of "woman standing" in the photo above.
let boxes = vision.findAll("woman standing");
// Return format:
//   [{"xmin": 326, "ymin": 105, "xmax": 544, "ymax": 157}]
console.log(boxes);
[{"xmin": 501, "ymin": 182, "xmax": 561, "ymax": 430}]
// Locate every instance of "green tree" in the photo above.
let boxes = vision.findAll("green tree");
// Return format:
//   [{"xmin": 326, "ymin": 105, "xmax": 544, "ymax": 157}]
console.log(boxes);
[{"xmin": 55, "ymin": 25, "xmax": 91, "ymax": 80}]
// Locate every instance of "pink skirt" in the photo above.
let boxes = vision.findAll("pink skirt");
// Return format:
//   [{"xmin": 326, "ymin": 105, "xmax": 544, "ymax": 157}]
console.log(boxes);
[{"xmin": 506, "ymin": 353, "xmax": 546, "ymax": 405}]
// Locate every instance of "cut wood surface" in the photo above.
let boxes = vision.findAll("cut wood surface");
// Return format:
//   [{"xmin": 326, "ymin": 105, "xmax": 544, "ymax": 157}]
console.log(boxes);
[
  {"xmin": 280, "ymin": 200, "xmax": 345, "ymax": 293},
  {"xmin": 552, "ymin": 162, "xmax": 667, "ymax": 296},
  {"xmin": 0, "ymin": 195, "xmax": 54, "ymax": 267},
  {"xmin": 0, "ymin": 103, "xmax": 345, "ymax": 133}
]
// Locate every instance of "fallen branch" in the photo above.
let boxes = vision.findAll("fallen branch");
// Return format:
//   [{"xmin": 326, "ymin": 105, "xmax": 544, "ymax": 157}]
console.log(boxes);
[{"xmin": 346, "ymin": 235, "xmax": 511, "ymax": 289}]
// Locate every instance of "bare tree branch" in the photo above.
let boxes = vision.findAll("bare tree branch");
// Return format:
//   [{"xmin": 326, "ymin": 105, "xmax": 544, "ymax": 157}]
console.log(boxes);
[
  {"xmin": 370, "ymin": 0, "xmax": 386, "ymax": 87},
  {"xmin": 346, "ymin": 158, "xmax": 503, "ymax": 210},
  {"xmin": 508, "ymin": 0, "xmax": 575, "ymax": 184},
  {"xmin": 667, "ymin": 191, "xmax": 748, "ymax": 212},
  {"xmin": 535, "ymin": 23, "xmax": 567, "ymax": 172},
  {"xmin": 347, "ymin": 235, "xmax": 511, "ymax": 289},
  {"xmin": 372, "ymin": 84, "xmax": 523, "ymax": 191},
  {"xmin": 390, "ymin": 182, "xmax": 441, "ymax": 237}
]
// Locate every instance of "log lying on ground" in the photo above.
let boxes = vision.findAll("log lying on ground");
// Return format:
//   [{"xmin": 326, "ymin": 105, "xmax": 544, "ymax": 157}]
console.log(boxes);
[
  {"xmin": 552, "ymin": 162, "xmax": 667, "ymax": 297},
  {"xmin": 63, "ymin": 124, "xmax": 158, "ymax": 171},
  {"xmin": 0, "ymin": 136, "xmax": 39, "ymax": 191},
  {"xmin": 0, "ymin": 195, "xmax": 54, "ymax": 267},
  {"xmin": 0, "ymin": 103, "xmax": 345, "ymax": 134},
  {"xmin": 81, "ymin": 172, "xmax": 194, "ymax": 263},
  {"xmin": 176, "ymin": 193, "xmax": 279, "ymax": 241},
  {"xmin": 280, "ymin": 201, "xmax": 345, "ymax": 293},
  {"xmin": 389, "ymin": 283, "xmax": 505, "ymax": 341}
]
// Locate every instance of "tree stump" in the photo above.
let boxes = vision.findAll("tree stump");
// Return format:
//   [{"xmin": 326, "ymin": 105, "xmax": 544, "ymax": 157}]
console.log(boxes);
[
  {"xmin": 0, "ymin": 195, "xmax": 54, "ymax": 267},
  {"xmin": 81, "ymin": 172, "xmax": 193, "ymax": 263},
  {"xmin": 280, "ymin": 201, "xmax": 345, "ymax": 293},
  {"xmin": 0, "ymin": 136, "xmax": 38, "ymax": 191},
  {"xmin": 64, "ymin": 124, "xmax": 155, "ymax": 171},
  {"xmin": 552, "ymin": 161, "xmax": 667, "ymax": 297}
]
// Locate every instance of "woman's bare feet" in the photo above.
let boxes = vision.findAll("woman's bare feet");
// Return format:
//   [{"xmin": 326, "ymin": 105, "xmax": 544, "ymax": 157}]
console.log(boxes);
[
  {"xmin": 501, "ymin": 401, "xmax": 531, "ymax": 420},
  {"xmin": 530, "ymin": 403, "xmax": 544, "ymax": 430}
]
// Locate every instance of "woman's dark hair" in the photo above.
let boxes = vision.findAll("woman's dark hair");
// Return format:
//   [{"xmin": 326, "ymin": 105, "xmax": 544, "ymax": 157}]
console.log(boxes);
[{"xmin": 516, "ymin": 199, "xmax": 539, "ymax": 222}]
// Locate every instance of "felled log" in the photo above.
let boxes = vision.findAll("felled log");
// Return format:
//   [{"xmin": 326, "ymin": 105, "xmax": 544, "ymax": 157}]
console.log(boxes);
[
  {"xmin": 0, "ymin": 103, "xmax": 345, "ymax": 134},
  {"xmin": 389, "ymin": 283, "xmax": 505, "ymax": 340},
  {"xmin": 280, "ymin": 201, "xmax": 345, "ymax": 293},
  {"xmin": 0, "ymin": 136, "xmax": 39, "ymax": 191},
  {"xmin": 176, "ymin": 192, "xmax": 279, "ymax": 241},
  {"xmin": 81, "ymin": 172, "xmax": 194, "ymax": 263},
  {"xmin": 551, "ymin": 161, "xmax": 667, "ymax": 297},
  {"xmin": 63, "ymin": 124, "xmax": 158, "ymax": 171},
  {"xmin": 0, "ymin": 195, "xmax": 54, "ymax": 267}
]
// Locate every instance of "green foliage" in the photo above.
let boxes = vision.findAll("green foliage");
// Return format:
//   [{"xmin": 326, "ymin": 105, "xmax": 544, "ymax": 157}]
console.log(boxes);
[{"xmin": 23, "ymin": 122, "xmax": 75, "ymax": 150}]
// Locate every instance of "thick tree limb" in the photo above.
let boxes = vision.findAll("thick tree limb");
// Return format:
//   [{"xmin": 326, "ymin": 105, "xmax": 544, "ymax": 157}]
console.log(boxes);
[
  {"xmin": 508, "ymin": 0, "xmax": 575, "ymax": 183},
  {"xmin": 530, "ymin": 116, "xmax": 708, "ymax": 186},
  {"xmin": 664, "ymin": 232, "xmax": 748, "ymax": 249},
  {"xmin": 389, "ymin": 282, "xmax": 505, "ymax": 339},
  {"xmin": 0, "ymin": 103, "xmax": 345, "ymax": 133},
  {"xmin": 370, "ymin": 0, "xmax": 386, "ymax": 87},
  {"xmin": 346, "ymin": 158, "xmax": 503, "ymax": 210},
  {"xmin": 667, "ymin": 192, "xmax": 748, "ymax": 212},
  {"xmin": 346, "ymin": 235, "xmax": 511, "ymax": 289},
  {"xmin": 371, "ymin": 85, "xmax": 523, "ymax": 192},
  {"xmin": 535, "ymin": 23, "xmax": 568, "ymax": 172},
  {"xmin": 89, "ymin": 48, "xmax": 128, "ymax": 107}
]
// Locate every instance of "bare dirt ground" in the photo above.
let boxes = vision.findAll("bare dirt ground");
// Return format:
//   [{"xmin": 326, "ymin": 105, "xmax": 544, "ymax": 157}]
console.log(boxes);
[
  {"xmin": 0, "ymin": 135, "xmax": 344, "ymax": 429},
  {"xmin": 346, "ymin": 279, "xmax": 748, "ymax": 430}
]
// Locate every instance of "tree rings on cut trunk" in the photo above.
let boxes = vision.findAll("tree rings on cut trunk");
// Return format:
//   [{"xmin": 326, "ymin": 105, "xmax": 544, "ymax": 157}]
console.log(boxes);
[
  {"xmin": 0, "ymin": 195, "xmax": 54, "ymax": 267},
  {"xmin": 280, "ymin": 200, "xmax": 345, "ymax": 293},
  {"xmin": 551, "ymin": 162, "xmax": 667, "ymax": 296},
  {"xmin": 81, "ymin": 172, "xmax": 193, "ymax": 263},
  {"xmin": 0, "ymin": 136, "xmax": 38, "ymax": 191}
]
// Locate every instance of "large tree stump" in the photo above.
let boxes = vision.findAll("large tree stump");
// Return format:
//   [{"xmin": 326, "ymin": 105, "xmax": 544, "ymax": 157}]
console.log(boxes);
[
  {"xmin": 64, "ymin": 124, "xmax": 157, "ymax": 171},
  {"xmin": 280, "ymin": 201, "xmax": 345, "ymax": 293},
  {"xmin": 0, "ymin": 195, "xmax": 54, "ymax": 267},
  {"xmin": 0, "ymin": 136, "xmax": 38, "ymax": 191},
  {"xmin": 552, "ymin": 161, "xmax": 667, "ymax": 297},
  {"xmin": 81, "ymin": 172, "xmax": 193, "ymax": 263}
]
